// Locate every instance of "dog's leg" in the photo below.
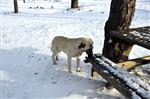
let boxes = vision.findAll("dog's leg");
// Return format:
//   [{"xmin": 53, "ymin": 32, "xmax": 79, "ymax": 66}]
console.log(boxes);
[
  {"xmin": 56, "ymin": 55, "xmax": 59, "ymax": 61},
  {"xmin": 76, "ymin": 57, "xmax": 81, "ymax": 72},
  {"xmin": 52, "ymin": 54, "xmax": 57, "ymax": 65},
  {"xmin": 68, "ymin": 56, "xmax": 72, "ymax": 73},
  {"xmin": 52, "ymin": 52, "xmax": 57, "ymax": 65}
]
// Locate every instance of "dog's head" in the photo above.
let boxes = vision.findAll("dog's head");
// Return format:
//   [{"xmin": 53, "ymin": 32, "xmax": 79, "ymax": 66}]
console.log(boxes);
[{"xmin": 78, "ymin": 38, "xmax": 93, "ymax": 51}]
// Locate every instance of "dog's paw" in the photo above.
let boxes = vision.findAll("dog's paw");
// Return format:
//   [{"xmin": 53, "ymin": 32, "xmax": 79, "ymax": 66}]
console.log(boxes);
[
  {"xmin": 56, "ymin": 56, "xmax": 59, "ymax": 61},
  {"xmin": 76, "ymin": 70, "xmax": 81, "ymax": 72},
  {"xmin": 53, "ymin": 62, "xmax": 57, "ymax": 65}
]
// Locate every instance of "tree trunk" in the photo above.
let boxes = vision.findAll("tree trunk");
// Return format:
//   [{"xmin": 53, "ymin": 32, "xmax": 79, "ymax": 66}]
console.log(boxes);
[
  {"xmin": 102, "ymin": 0, "xmax": 136, "ymax": 63},
  {"xmin": 14, "ymin": 0, "xmax": 18, "ymax": 13},
  {"xmin": 71, "ymin": 0, "xmax": 78, "ymax": 8}
]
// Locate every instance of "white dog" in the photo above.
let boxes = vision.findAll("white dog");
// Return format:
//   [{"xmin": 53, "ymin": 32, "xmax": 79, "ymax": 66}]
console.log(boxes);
[{"xmin": 51, "ymin": 36, "xmax": 93, "ymax": 73}]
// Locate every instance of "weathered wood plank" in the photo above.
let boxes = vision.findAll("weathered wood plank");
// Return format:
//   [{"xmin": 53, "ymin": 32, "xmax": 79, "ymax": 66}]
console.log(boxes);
[
  {"xmin": 117, "ymin": 56, "xmax": 150, "ymax": 70},
  {"xmin": 90, "ymin": 59, "xmax": 133, "ymax": 99},
  {"xmin": 130, "ymin": 26, "xmax": 150, "ymax": 33},
  {"xmin": 111, "ymin": 26, "xmax": 150, "ymax": 49},
  {"xmin": 85, "ymin": 52, "xmax": 150, "ymax": 99}
]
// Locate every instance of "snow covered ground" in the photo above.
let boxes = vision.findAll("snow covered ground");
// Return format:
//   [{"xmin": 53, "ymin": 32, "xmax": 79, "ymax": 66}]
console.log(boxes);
[{"xmin": 0, "ymin": 0, "xmax": 150, "ymax": 98}]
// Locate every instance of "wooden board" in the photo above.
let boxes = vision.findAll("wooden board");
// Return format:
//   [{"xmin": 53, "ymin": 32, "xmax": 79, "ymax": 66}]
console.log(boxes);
[
  {"xmin": 85, "ymin": 53, "xmax": 150, "ymax": 99},
  {"xmin": 118, "ymin": 56, "xmax": 150, "ymax": 70},
  {"xmin": 111, "ymin": 26, "xmax": 150, "ymax": 49}
]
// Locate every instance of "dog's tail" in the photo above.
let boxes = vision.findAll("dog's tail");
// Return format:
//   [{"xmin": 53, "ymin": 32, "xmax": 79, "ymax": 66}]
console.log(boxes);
[
  {"xmin": 50, "ymin": 40, "xmax": 53, "ymax": 52},
  {"xmin": 50, "ymin": 45, "xmax": 55, "ymax": 52}
]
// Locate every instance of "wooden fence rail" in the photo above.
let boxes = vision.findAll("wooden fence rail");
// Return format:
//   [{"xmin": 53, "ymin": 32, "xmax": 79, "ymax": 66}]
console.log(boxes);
[{"xmin": 85, "ymin": 52, "xmax": 150, "ymax": 99}]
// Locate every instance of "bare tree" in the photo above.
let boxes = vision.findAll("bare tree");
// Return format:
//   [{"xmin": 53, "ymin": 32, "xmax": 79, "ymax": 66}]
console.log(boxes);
[
  {"xmin": 71, "ymin": 0, "xmax": 78, "ymax": 8},
  {"xmin": 14, "ymin": 0, "xmax": 18, "ymax": 13},
  {"xmin": 102, "ymin": 0, "xmax": 136, "ymax": 62}
]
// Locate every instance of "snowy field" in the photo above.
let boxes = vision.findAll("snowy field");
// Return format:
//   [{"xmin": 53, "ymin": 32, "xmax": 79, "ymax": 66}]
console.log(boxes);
[{"xmin": 1, "ymin": 0, "xmax": 150, "ymax": 98}]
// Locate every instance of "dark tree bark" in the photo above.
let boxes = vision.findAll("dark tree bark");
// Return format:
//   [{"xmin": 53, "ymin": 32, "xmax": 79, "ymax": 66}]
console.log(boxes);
[
  {"xmin": 71, "ymin": 0, "xmax": 78, "ymax": 8},
  {"xmin": 14, "ymin": 0, "xmax": 18, "ymax": 13},
  {"xmin": 102, "ymin": 0, "xmax": 136, "ymax": 63}
]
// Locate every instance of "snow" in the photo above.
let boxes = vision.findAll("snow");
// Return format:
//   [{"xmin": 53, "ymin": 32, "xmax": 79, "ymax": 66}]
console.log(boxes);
[
  {"xmin": 1, "ymin": 0, "xmax": 150, "ymax": 98},
  {"xmin": 131, "ymin": 92, "xmax": 141, "ymax": 99}
]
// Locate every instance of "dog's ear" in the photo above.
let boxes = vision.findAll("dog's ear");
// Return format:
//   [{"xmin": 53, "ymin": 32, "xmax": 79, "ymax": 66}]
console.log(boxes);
[{"xmin": 78, "ymin": 42, "xmax": 86, "ymax": 49}]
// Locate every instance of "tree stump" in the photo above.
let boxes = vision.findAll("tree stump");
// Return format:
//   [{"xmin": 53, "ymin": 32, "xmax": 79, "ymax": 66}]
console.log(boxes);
[{"xmin": 102, "ymin": 0, "xmax": 136, "ymax": 63}]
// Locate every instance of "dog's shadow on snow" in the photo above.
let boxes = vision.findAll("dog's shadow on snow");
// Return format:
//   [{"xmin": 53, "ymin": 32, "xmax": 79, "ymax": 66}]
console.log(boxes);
[{"xmin": 1, "ymin": 47, "xmax": 124, "ymax": 99}]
